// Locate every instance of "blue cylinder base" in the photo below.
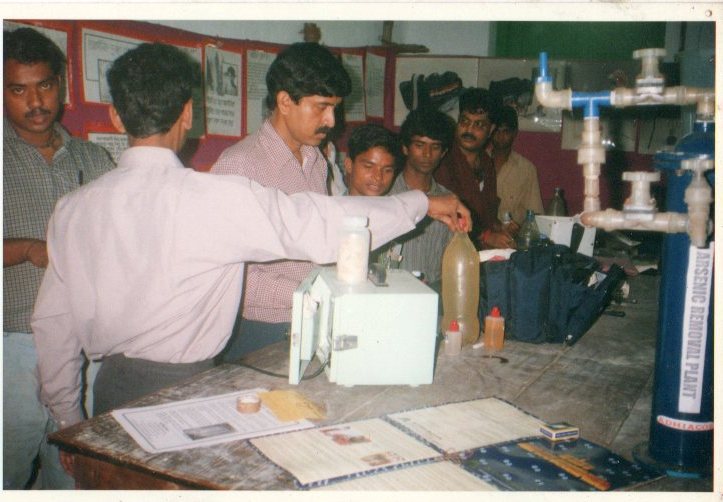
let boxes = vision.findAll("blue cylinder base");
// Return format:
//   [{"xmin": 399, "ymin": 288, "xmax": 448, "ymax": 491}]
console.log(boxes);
[{"xmin": 633, "ymin": 442, "xmax": 709, "ymax": 479}]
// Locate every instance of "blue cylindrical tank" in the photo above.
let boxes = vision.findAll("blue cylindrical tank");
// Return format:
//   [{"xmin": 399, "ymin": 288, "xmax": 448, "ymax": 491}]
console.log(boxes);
[{"xmin": 649, "ymin": 120, "xmax": 714, "ymax": 475}]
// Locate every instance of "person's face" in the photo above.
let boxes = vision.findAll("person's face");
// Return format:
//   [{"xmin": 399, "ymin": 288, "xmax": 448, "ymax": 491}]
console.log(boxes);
[
  {"xmin": 344, "ymin": 146, "xmax": 396, "ymax": 196},
  {"xmin": 492, "ymin": 124, "xmax": 517, "ymax": 151},
  {"xmin": 403, "ymin": 135, "xmax": 446, "ymax": 176},
  {"xmin": 3, "ymin": 59, "xmax": 61, "ymax": 140},
  {"xmin": 455, "ymin": 110, "xmax": 494, "ymax": 154},
  {"xmin": 282, "ymin": 93, "xmax": 342, "ymax": 148}
]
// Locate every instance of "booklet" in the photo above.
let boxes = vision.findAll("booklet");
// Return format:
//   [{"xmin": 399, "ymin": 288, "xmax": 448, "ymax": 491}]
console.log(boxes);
[
  {"xmin": 385, "ymin": 397, "xmax": 543, "ymax": 453},
  {"xmin": 250, "ymin": 397, "xmax": 542, "ymax": 488},
  {"xmin": 111, "ymin": 388, "xmax": 314, "ymax": 453},
  {"xmin": 250, "ymin": 397, "xmax": 661, "ymax": 490},
  {"xmin": 313, "ymin": 460, "xmax": 499, "ymax": 491},
  {"xmin": 250, "ymin": 418, "xmax": 440, "ymax": 486}
]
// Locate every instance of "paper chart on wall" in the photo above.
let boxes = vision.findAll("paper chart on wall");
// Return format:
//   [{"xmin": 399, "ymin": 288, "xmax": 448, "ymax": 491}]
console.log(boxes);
[
  {"xmin": 386, "ymin": 397, "xmax": 544, "ymax": 453},
  {"xmin": 245, "ymin": 49, "xmax": 275, "ymax": 134},
  {"xmin": 81, "ymin": 28, "xmax": 142, "ymax": 104},
  {"xmin": 250, "ymin": 418, "xmax": 439, "ymax": 486},
  {"xmin": 87, "ymin": 132, "xmax": 128, "ymax": 163},
  {"xmin": 341, "ymin": 52, "xmax": 366, "ymax": 122},
  {"xmin": 178, "ymin": 45, "xmax": 206, "ymax": 140},
  {"xmin": 364, "ymin": 52, "xmax": 386, "ymax": 118},
  {"xmin": 205, "ymin": 45, "xmax": 242, "ymax": 137}
]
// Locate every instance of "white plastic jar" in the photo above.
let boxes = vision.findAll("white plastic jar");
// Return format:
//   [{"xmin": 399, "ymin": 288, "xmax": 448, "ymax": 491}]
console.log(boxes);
[{"xmin": 336, "ymin": 215, "xmax": 370, "ymax": 285}]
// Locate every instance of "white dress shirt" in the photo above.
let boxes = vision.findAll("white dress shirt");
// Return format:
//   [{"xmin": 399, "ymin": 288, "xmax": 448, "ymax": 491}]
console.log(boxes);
[{"xmin": 32, "ymin": 146, "xmax": 427, "ymax": 426}]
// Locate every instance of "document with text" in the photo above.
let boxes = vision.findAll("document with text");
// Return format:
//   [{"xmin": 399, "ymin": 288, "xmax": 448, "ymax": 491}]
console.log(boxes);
[{"xmin": 112, "ymin": 389, "xmax": 314, "ymax": 453}]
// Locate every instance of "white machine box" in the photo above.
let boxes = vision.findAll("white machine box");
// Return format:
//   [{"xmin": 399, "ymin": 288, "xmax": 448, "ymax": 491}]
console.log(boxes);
[
  {"xmin": 289, "ymin": 267, "xmax": 438, "ymax": 387},
  {"xmin": 535, "ymin": 215, "xmax": 596, "ymax": 257}
]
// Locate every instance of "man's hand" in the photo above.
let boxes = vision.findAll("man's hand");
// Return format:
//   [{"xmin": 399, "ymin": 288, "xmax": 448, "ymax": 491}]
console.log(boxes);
[
  {"xmin": 59, "ymin": 450, "xmax": 75, "ymax": 478},
  {"xmin": 3, "ymin": 238, "xmax": 48, "ymax": 268},
  {"xmin": 478, "ymin": 229, "xmax": 515, "ymax": 249},
  {"xmin": 427, "ymin": 194, "xmax": 471, "ymax": 233},
  {"xmin": 26, "ymin": 239, "xmax": 49, "ymax": 268}
]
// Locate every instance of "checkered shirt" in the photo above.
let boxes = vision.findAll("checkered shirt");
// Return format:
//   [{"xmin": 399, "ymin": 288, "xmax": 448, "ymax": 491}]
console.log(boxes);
[
  {"xmin": 3, "ymin": 117, "xmax": 115, "ymax": 333},
  {"xmin": 211, "ymin": 119, "xmax": 327, "ymax": 323}
]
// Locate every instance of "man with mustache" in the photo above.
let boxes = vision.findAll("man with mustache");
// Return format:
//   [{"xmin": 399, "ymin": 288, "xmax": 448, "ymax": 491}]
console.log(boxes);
[
  {"xmin": 3, "ymin": 27, "xmax": 114, "ymax": 489},
  {"xmin": 211, "ymin": 43, "xmax": 351, "ymax": 360},
  {"xmin": 435, "ymin": 88, "xmax": 514, "ymax": 249}
]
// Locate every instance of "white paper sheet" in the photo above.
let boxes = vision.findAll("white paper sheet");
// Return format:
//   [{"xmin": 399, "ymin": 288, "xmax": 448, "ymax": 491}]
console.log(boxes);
[
  {"xmin": 386, "ymin": 397, "xmax": 543, "ymax": 453},
  {"xmin": 250, "ymin": 418, "xmax": 439, "ymax": 486},
  {"xmin": 313, "ymin": 460, "xmax": 499, "ymax": 491},
  {"xmin": 364, "ymin": 52, "xmax": 386, "ymax": 118},
  {"xmin": 205, "ymin": 45, "xmax": 242, "ymax": 136},
  {"xmin": 87, "ymin": 132, "xmax": 128, "ymax": 163},
  {"xmin": 81, "ymin": 28, "xmax": 142, "ymax": 104},
  {"xmin": 341, "ymin": 52, "xmax": 366, "ymax": 122},
  {"xmin": 245, "ymin": 49, "xmax": 275, "ymax": 134},
  {"xmin": 111, "ymin": 388, "xmax": 314, "ymax": 453}
]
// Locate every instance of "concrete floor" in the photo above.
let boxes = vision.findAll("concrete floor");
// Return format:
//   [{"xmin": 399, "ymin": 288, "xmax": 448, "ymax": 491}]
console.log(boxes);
[{"xmin": 497, "ymin": 273, "xmax": 713, "ymax": 492}]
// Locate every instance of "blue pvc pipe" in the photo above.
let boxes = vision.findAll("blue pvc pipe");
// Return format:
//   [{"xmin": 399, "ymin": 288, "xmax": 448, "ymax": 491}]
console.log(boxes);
[
  {"xmin": 537, "ymin": 52, "xmax": 551, "ymax": 82},
  {"xmin": 571, "ymin": 92, "xmax": 612, "ymax": 118}
]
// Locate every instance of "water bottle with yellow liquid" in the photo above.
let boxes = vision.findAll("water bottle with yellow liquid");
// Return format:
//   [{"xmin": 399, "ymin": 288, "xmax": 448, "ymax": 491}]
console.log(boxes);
[{"xmin": 441, "ymin": 229, "xmax": 480, "ymax": 346}]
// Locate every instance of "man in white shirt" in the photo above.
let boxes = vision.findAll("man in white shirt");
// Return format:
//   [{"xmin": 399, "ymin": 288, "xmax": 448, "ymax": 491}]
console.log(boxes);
[{"xmin": 31, "ymin": 42, "xmax": 469, "ymax": 475}]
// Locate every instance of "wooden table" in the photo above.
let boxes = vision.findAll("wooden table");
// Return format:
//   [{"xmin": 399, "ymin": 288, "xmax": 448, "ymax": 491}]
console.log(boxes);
[
  {"xmin": 50, "ymin": 277, "xmax": 675, "ymax": 490},
  {"xmin": 50, "ymin": 342, "xmax": 562, "ymax": 489}
]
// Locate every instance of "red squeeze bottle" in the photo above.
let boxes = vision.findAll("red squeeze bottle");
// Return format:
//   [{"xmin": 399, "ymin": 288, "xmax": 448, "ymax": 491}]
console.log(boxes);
[{"xmin": 483, "ymin": 306, "xmax": 505, "ymax": 352}]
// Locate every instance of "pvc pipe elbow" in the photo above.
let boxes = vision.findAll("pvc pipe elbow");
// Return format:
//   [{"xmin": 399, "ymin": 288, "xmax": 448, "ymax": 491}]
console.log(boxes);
[{"xmin": 535, "ymin": 81, "xmax": 571, "ymax": 110}]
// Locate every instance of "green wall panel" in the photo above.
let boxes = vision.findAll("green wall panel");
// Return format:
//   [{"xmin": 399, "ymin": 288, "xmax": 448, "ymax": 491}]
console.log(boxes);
[{"xmin": 495, "ymin": 22, "xmax": 667, "ymax": 60}]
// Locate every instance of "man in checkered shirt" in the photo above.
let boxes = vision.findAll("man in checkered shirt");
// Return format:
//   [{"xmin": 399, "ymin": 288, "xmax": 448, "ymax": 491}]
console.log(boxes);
[
  {"xmin": 3, "ymin": 27, "xmax": 114, "ymax": 489},
  {"xmin": 211, "ymin": 42, "xmax": 351, "ymax": 360}
]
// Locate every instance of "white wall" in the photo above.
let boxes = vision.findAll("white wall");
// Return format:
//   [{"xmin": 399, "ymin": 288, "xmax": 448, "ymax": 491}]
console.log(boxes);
[{"xmin": 153, "ymin": 20, "xmax": 494, "ymax": 57}]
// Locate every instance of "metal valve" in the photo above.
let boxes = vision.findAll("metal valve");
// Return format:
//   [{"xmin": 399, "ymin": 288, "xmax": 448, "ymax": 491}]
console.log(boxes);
[
  {"xmin": 623, "ymin": 171, "xmax": 661, "ymax": 217},
  {"xmin": 633, "ymin": 48, "xmax": 666, "ymax": 94}
]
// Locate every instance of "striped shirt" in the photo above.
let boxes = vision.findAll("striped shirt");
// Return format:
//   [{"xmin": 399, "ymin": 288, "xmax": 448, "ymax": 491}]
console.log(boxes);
[
  {"xmin": 386, "ymin": 173, "xmax": 452, "ymax": 285},
  {"xmin": 3, "ymin": 117, "xmax": 115, "ymax": 333},
  {"xmin": 211, "ymin": 119, "xmax": 328, "ymax": 323}
]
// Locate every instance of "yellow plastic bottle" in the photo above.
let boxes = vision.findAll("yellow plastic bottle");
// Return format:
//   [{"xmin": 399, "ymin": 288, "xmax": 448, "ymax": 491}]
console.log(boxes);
[
  {"xmin": 483, "ymin": 306, "xmax": 505, "ymax": 352},
  {"xmin": 441, "ymin": 231, "xmax": 480, "ymax": 346}
]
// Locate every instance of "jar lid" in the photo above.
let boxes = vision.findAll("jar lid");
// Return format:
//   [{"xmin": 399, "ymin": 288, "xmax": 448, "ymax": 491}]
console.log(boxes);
[{"xmin": 343, "ymin": 215, "xmax": 368, "ymax": 227}]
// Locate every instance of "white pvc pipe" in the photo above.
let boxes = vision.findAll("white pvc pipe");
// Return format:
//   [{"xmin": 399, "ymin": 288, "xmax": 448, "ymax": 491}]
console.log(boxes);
[
  {"xmin": 610, "ymin": 86, "xmax": 715, "ymax": 120},
  {"xmin": 581, "ymin": 209, "xmax": 689, "ymax": 234},
  {"xmin": 534, "ymin": 80, "xmax": 572, "ymax": 110}
]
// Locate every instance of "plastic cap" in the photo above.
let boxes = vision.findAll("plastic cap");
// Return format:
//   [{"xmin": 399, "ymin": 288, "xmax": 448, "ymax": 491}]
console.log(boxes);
[
  {"xmin": 343, "ymin": 215, "xmax": 368, "ymax": 227},
  {"xmin": 449, "ymin": 320, "xmax": 460, "ymax": 331},
  {"xmin": 490, "ymin": 306, "xmax": 501, "ymax": 317}
]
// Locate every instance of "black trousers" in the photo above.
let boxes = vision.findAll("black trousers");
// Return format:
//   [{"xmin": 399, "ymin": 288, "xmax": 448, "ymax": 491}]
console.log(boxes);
[{"xmin": 93, "ymin": 353, "xmax": 214, "ymax": 415}]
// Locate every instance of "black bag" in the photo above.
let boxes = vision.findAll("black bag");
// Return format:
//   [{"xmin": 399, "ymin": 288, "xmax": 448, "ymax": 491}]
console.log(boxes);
[{"xmin": 479, "ymin": 244, "xmax": 625, "ymax": 345}]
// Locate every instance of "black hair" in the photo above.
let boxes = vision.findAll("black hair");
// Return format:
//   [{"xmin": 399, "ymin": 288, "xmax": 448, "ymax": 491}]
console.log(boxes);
[
  {"xmin": 4, "ymin": 27, "xmax": 66, "ymax": 76},
  {"xmin": 496, "ymin": 105, "xmax": 519, "ymax": 131},
  {"xmin": 458, "ymin": 87, "xmax": 500, "ymax": 123},
  {"xmin": 106, "ymin": 43, "xmax": 200, "ymax": 138},
  {"xmin": 347, "ymin": 123, "xmax": 402, "ymax": 168},
  {"xmin": 265, "ymin": 42, "xmax": 351, "ymax": 112},
  {"xmin": 399, "ymin": 108, "xmax": 455, "ymax": 152}
]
